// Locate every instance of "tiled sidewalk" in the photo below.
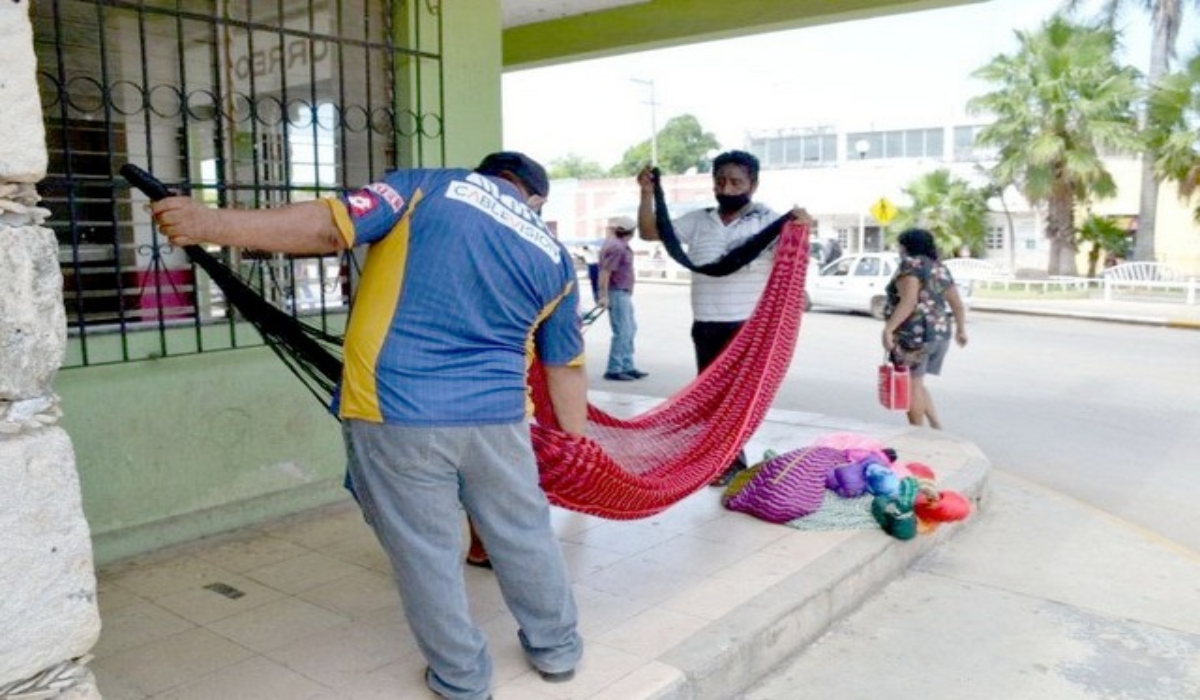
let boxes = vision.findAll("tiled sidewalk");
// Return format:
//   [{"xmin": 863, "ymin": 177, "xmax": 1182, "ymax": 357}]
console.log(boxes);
[{"xmin": 91, "ymin": 395, "xmax": 988, "ymax": 699}]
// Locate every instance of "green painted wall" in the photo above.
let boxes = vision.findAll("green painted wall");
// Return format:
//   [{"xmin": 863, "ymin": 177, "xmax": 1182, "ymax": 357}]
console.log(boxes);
[
  {"xmin": 59, "ymin": 344, "xmax": 347, "ymax": 564},
  {"xmin": 441, "ymin": 0, "xmax": 503, "ymax": 167},
  {"xmin": 392, "ymin": 0, "xmax": 502, "ymax": 169}
]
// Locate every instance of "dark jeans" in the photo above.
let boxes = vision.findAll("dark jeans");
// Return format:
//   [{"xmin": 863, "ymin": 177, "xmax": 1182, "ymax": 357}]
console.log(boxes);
[
  {"xmin": 691, "ymin": 320, "xmax": 748, "ymax": 469},
  {"xmin": 586, "ymin": 264, "xmax": 599, "ymax": 303}
]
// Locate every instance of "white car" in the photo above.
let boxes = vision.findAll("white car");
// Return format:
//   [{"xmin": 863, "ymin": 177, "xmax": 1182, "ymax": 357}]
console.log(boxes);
[
  {"xmin": 804, "ymin": 252, "xmax": 899, "ymax": 319},
  {"xmin": 804, "ymin": 252, "xmax": 972, "ymax": 319}
]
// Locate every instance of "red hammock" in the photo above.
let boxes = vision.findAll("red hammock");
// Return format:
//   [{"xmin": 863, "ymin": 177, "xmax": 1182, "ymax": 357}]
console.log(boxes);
[
  {"xmin": 119, "ymin": 164, "xmax": 809, "ymax": 521},
  {"xmin": 528, "ymin": 221, "xmax": 811, "ymax": 519}
]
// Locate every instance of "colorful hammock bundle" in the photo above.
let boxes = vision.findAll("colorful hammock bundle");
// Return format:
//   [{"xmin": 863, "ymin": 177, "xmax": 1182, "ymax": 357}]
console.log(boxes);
[
  {"xmin": 527, "ymin": 219, "xmax": 809, "ymax": 518},
  {"xmin": 121, "ymin": 164, "xmax": 811, "ymax": 520}
]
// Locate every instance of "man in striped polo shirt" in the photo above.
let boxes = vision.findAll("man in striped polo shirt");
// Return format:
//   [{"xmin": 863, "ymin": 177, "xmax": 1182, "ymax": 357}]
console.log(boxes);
[{"xmin": 636, "ymin": 150, "xmax": 794, "ymax": 487}]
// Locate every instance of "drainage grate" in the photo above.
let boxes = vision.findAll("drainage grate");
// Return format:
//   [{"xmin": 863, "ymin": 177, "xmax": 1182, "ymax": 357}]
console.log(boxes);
[{"xmin": 203, "ymin": 582, "xmax": 246, "ymax": 599}]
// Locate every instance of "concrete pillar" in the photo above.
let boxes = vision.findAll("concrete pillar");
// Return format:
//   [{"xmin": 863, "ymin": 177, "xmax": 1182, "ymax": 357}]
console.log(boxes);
[{"xmin": 0, "ymin": 2, "xmax": 102, "ymax": 698}]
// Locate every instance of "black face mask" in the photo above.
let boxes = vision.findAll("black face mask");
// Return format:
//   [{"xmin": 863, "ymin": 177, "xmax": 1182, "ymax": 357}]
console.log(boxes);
[{"xmin": 716, "ymin": 193, "xmax": 751, "ymax": 213}]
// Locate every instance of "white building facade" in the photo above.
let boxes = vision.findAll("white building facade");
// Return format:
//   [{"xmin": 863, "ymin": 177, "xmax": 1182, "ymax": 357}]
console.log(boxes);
[{"xmin": 545, "ymin": 121, "xmax": 1200, "ymax": 277}]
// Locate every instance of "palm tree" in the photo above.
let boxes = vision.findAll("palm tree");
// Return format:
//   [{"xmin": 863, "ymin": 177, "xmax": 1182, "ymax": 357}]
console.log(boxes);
[
  {"xmin": 888, "ymin": 169, "xmax": 989, "ymax": 257},
  {"xmin": 1078, "ymin": 212, "xmax": 1132, "ymax": 276},
  {"xmin": 968, "ymin": 16, "xmax": 1143, "ymax": 275},
  {"xmin": 1066, "ymin": 0, "xmax": 1200, "ymax": 260},
  {"xmin": 1145, "ymin": 46, "xmax": 1200, "ymax": 222}
]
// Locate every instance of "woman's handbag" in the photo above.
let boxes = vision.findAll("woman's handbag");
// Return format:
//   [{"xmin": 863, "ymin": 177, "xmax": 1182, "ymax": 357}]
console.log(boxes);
[{"xmin": 877, "ymin": 354, "xmax": 911, "ymax": 411}]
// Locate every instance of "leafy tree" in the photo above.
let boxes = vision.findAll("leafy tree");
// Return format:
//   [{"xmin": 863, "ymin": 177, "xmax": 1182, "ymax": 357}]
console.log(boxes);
[
  {"xmin": 1066, "ymin": 0, "xmax": 1200, "ymax": 260},
  {"xmin": 1078, "ymin": 212, "xmax": 1132, "ymax": 277},
  {"xmin": 1145, "ymin": 46, "xmax": 1200, "ymax": 223},
  {"xmin": 968, "ymin": 16, "xmax": 1143, "ymax": 275},
  {"xmin": 888, "ymin": 169, "xmax": 990, "ymax": 257},
  {"xmin": 547, "ymin": 153, "xmax": 607, "ymax": 180},
  {"xmin": 610, "ymin": 114, "xmax": 720, "ymax": 177}
]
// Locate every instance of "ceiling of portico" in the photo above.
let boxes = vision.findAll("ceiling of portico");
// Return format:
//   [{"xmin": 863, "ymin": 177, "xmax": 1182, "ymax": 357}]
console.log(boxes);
[
  {"xmin": 500, "ymin": 0, "xmax": 985, "ymax": 68},
  {"xmin": 501, "ymin": 0, "xmax": 653, "ymax": 28}
]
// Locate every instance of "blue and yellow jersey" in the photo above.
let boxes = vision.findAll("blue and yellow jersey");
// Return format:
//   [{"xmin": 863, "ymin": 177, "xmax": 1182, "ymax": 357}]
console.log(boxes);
[{"xmin": 323, "ymin": 168, "xmax": 583, "ymax": 426}]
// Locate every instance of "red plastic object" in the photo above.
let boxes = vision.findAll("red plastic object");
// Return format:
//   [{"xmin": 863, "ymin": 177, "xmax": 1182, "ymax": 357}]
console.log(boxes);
[
  {"xmin": 878, "ymin": 360, "xmax": 911, "ymax": 411},
  {"xmin": 915, "ymin": 489, "xmax": 971, "ymax": 523}
]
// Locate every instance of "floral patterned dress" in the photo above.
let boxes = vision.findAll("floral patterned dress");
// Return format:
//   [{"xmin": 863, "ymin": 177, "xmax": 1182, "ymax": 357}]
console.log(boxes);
[{"xmin": 883, "ymin": 255, "xmax": 957, "ymax": 367}]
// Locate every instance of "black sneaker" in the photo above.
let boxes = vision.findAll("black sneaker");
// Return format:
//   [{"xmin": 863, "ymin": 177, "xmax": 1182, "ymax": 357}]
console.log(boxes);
[
  {"xmin": 537, "ymin": 668, "xmax": 576, "ymax": 683},
  {"xmin": 626, "ymin": 369, "xmax": 649, "ymax": 379},
  {"xmin": 603, "ymin": 371, "xmax": 635, "ymax": 381}
]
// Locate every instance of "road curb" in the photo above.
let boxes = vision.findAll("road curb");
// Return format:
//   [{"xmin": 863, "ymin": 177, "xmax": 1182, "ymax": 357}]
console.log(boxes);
[{"xmin": 971, "ymin": 304, "xmax": 1200, "ymax": 330}]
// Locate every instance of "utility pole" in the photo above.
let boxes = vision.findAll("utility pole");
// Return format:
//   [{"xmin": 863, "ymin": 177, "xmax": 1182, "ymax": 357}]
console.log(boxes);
[
  {"xmin": 631, "ymin": 77, "xmax": 658, "ymax": 165},
  {"xmin": 855, "ymin": 139, "xmax": 870, "ymax": 253}
]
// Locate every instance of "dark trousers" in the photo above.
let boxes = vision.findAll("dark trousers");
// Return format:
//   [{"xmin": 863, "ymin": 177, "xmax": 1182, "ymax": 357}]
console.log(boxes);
[
  {"xmin": 691, "ymin": 320, "xmax": 748, "ymax": 469},
  {"xmin": 586, "ymin": 264, "xmax": 600, "ymax": 303}
]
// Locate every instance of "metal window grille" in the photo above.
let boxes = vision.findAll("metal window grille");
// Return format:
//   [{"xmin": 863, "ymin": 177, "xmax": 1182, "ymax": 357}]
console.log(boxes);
[{"xmin": 33, "ymin": 0, "xmax": 444, "ymax": 367}]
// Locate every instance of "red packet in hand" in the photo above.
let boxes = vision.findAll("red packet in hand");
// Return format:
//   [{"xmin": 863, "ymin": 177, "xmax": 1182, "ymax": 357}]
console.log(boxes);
[{"xmin": 878, "ymin": 357, "xmax": 910, "ymax": 411}]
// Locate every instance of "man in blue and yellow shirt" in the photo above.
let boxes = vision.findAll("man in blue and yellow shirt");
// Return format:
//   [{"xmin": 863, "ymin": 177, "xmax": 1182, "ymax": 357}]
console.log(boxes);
[{"xmin": 153, "ymin": 152, "xmax": 585, "ymax": 700}]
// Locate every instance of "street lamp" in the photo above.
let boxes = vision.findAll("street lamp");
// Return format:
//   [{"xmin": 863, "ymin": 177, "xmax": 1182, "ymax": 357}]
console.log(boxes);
[
  {"xmin": 854, "ymin": 139, "xmax": 870, "ymax": 252},
  {"xmin": 631, "ymin": 77, "xmax": 658, "ymax": 165},
  {"xmin": 855, "ymin": 138, "xmax": 870, "ymax": 160}
]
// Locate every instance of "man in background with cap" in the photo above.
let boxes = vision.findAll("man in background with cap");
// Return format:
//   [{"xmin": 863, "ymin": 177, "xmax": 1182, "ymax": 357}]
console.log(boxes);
[
  {"xmin": 598, "ymin": 216, "xmax": 647, "ymax": 381},
  {"xmin": 152, "ymin": 151, "xmax": 584, "ymax": 700}
]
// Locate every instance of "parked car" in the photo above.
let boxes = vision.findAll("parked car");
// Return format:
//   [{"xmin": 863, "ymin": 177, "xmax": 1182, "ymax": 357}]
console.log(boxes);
[
  {"xmin": 804, "ymin": 252, "xmax": 898, "ymax": 319},
  {"xmin": 804, "ymin": 252, "xmax": 972, "ymax": 319}
]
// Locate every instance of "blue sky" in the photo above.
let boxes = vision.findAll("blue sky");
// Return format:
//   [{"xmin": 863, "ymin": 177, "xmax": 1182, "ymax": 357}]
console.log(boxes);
[{"xmin": 502, "ymin": 0, "xmax": 1195, "ymax": 168}]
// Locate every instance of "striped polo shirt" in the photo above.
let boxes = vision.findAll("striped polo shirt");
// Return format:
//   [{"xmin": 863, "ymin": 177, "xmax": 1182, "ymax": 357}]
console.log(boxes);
[
  {"xmin": 323, "ymin": 168, "xmax": 583, "ymax": 426},
  {"xmin": 674, "ymin": 203, "xmax": 779, "ymax": 322}
]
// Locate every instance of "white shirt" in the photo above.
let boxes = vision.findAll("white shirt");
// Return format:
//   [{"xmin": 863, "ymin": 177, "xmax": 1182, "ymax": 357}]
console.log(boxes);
[{"xmin": 674, "ymin": 203, "xmax": 779, "ymax": 322}]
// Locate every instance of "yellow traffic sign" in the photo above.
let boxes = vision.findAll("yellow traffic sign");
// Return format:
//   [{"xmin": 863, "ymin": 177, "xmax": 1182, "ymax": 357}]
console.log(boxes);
[{"xmin": 870, "ymin": 197, "xmax": 898, "ymax": 224}]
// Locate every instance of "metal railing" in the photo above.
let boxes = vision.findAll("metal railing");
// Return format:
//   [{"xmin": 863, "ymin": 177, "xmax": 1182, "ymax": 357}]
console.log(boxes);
[
  {"xmin": 33, "ymin": 0, "xmax": 444, "ymax": 367},
  {"xmin": 971, "ymin": 274, "xmax": 1198, "ymax": 305}
]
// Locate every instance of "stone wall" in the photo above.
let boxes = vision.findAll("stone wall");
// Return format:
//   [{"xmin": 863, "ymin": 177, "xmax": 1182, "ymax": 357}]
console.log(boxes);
[{"xmin": 0, "ymin": 1, "xmax": 101, "ymax": 698}]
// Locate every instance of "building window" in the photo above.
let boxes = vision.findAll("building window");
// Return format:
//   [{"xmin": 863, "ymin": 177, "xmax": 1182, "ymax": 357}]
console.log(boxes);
[
  {"xmin": 747, "ymin": 128, "xmax": 838, "ymax": 168},
  {"xmin": 846, "ymin": 132, "xmax": 883, "ymax": 160},
  {"xmin": 953, "ymin": 124, "xmax": 998, "ymax": 162},
  {"xmin": 846, "ymin": 127, "xmax": 944, "ymax": 160},
  {"xmin": 884, "ymin": 130, "xmax": 904, "ymax": 157},
  {"xmin": 924, "ymin": 128, "xmax": 944, "ymax": 158},
  {"xmin": 954, "ymin": 125, "xmax": 977, "ymax": 160},
  {"xmin": 986, "ymin": 225, "xmax": 1005, "ymax": 250}
]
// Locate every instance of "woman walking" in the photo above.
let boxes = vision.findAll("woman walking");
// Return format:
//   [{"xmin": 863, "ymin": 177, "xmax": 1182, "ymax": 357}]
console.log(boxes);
[{"xmin": 881, "ymin": 228, "xmax": 968, "ymax": 429}]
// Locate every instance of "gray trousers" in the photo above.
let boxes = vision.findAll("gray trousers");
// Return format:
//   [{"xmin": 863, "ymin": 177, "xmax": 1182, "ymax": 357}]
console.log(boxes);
[{"xmin": 343, "ymin": 420, "xmax": 582, "ymax": 700}]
